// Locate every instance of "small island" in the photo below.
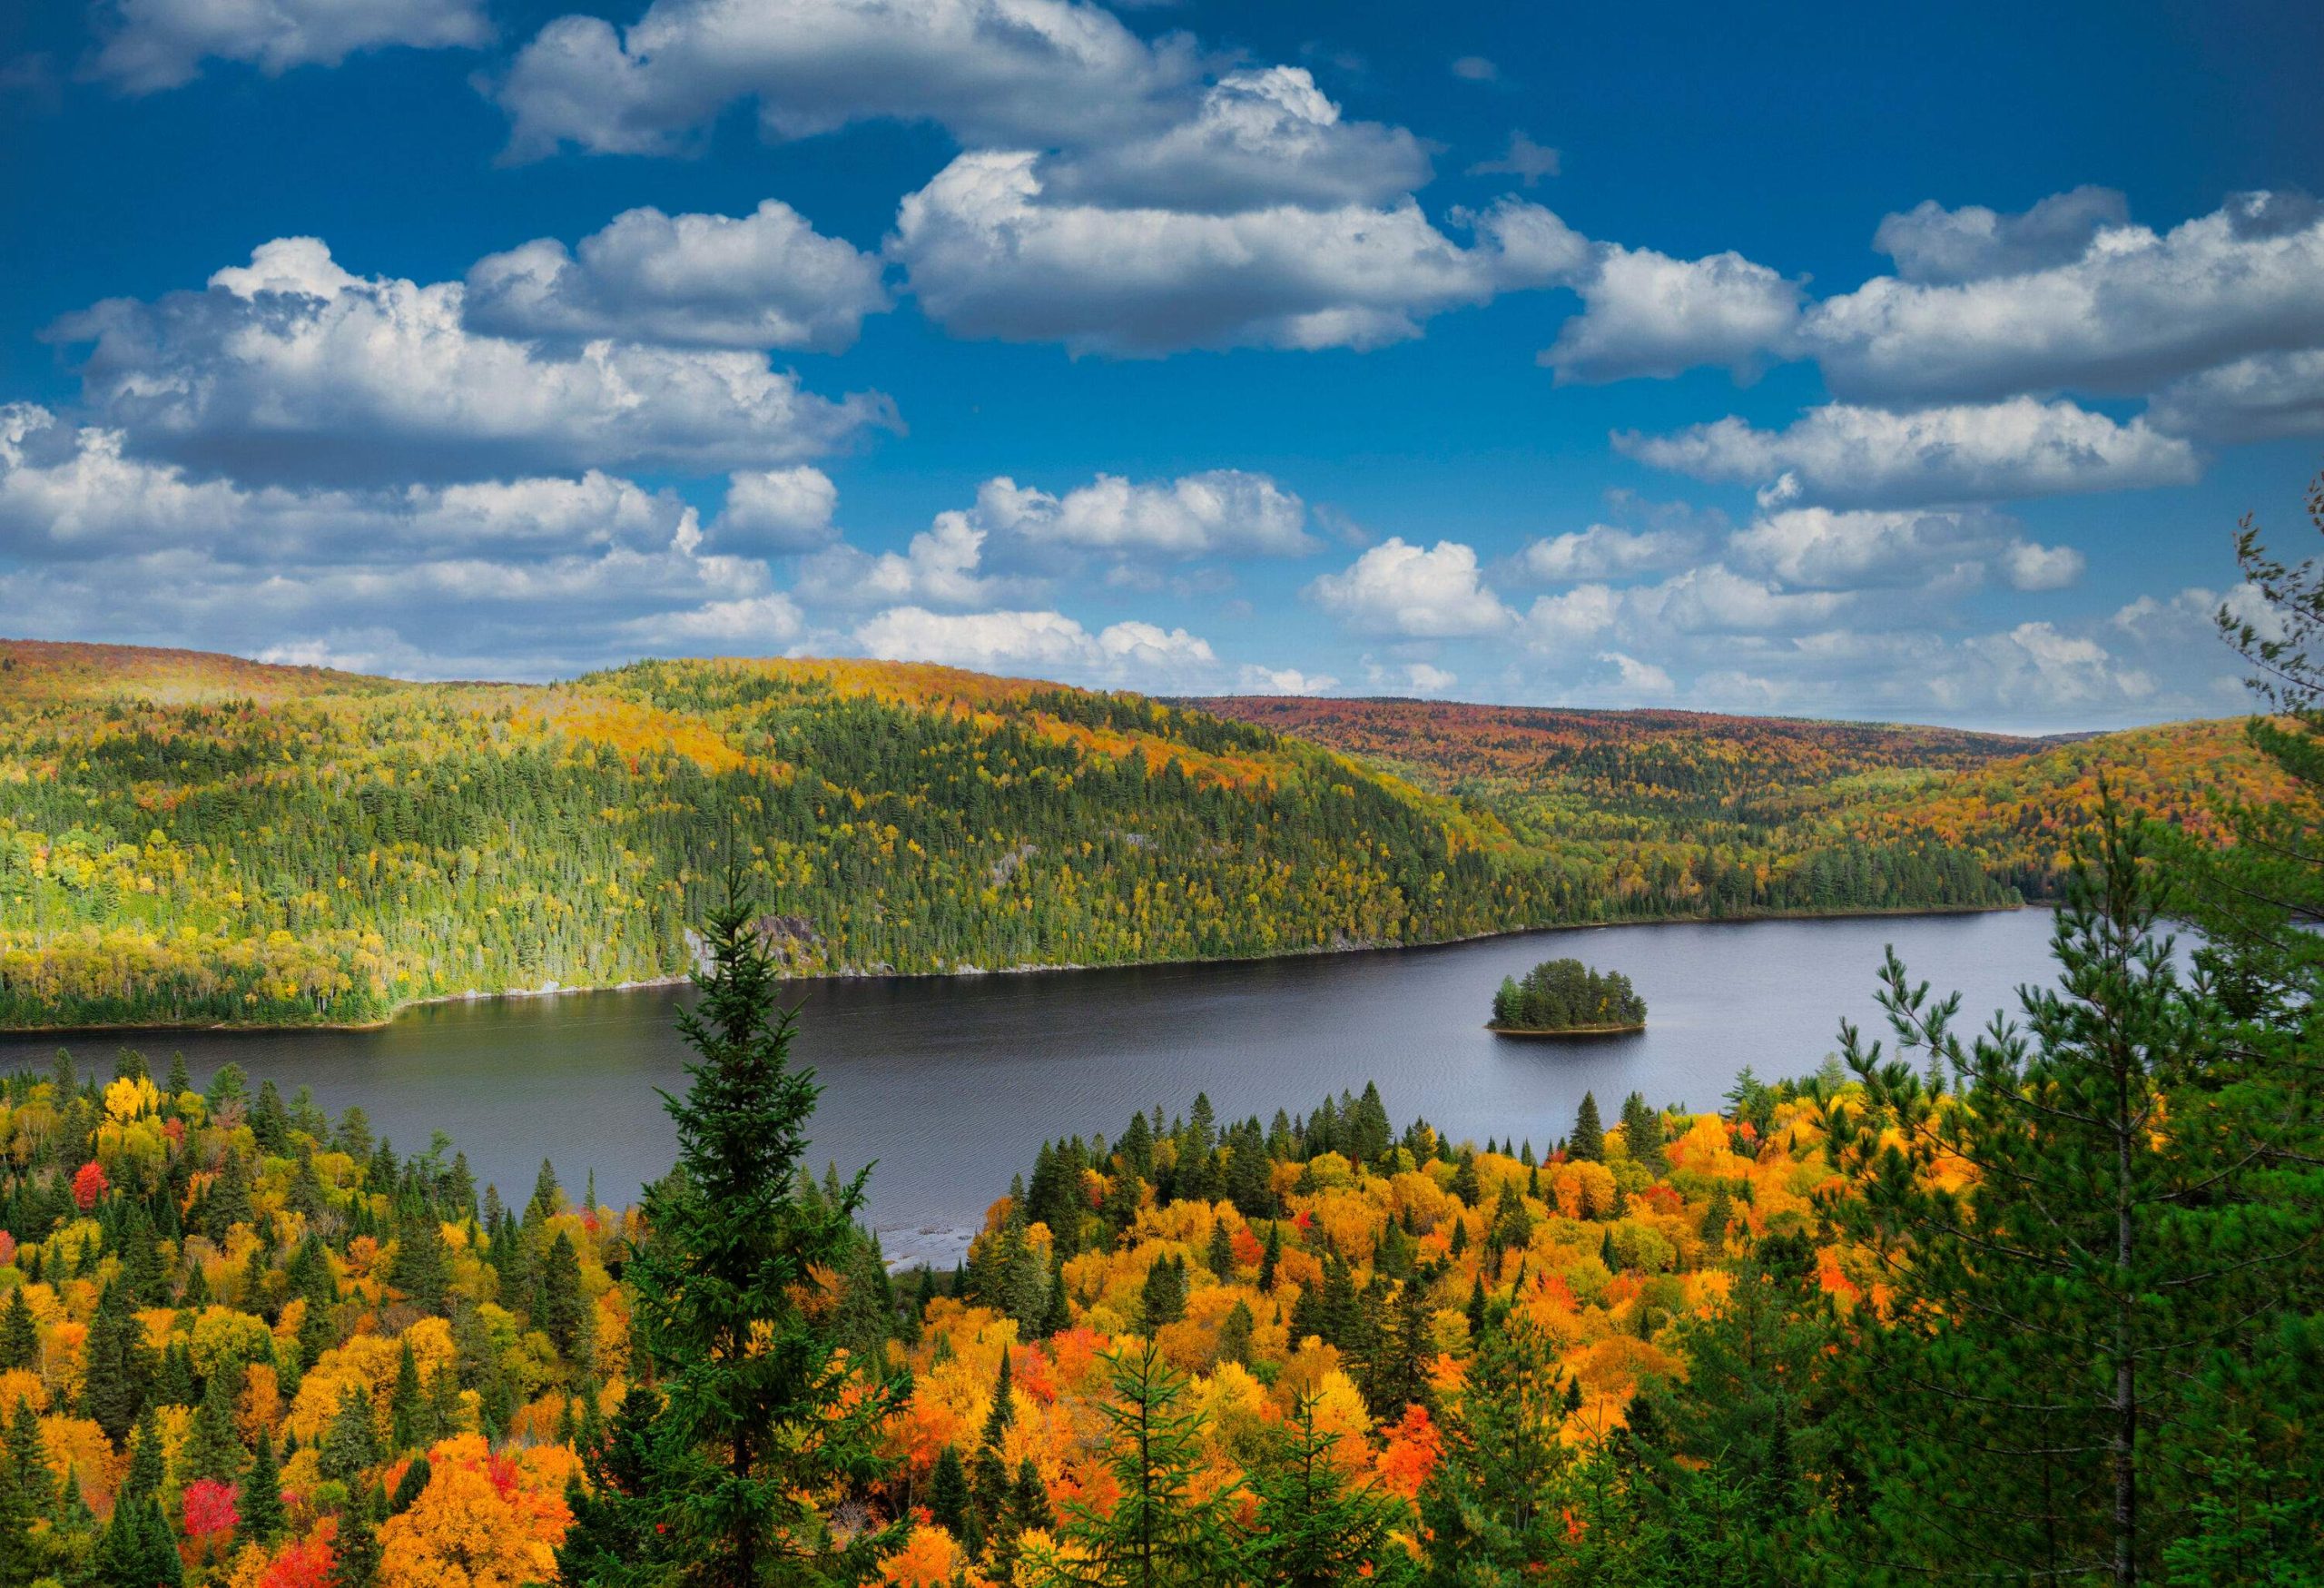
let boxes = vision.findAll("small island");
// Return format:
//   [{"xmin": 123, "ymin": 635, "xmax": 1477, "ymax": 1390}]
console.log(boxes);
[{"xmin": 1490, "ymin": 957, "xmax": 1648, "ymax": 1036}]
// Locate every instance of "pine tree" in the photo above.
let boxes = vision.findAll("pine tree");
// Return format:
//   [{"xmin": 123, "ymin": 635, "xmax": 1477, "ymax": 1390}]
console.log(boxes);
[
  {"xmin": 81, "ymin": 1279, "xmax": 148, "ymax": 1445},
  {"xmin": 0, "ymin": 1289, "xmax": 36, "ymax": 1372},
  {"xmin": 629, "ymin": 883, "xmax": 901, "ymax": 1585},
  {"xmin": 388, "ymin": 1340, "xmax": 430, "ymax": 1453},
  {"xmin": 319, "ymin": 1386, "xmax": 380, "ymax": 1485},
  {"xmin": 556, "ymin": 1383, "xmax": 670, "ymax": 1588},
  {"xmin": 1417, "ymin": 1309, "xmax": 1571, "ymax": 1581},
  {"xmin": 1251, "ymin": 1391, "xmax": 1413, "ymax": 1587},
  {"xmin": 181, "ymin": 1364, "xmax": 246, "ymax": 1486},
  {"xmin": 1569, "ymin": 1092, "xmax": 1604, "ymax": 1162},
  {"xmin": 541, "ymin": 1228, "xmax": 587, "ymax": 1356},
  {"xmin": 1025, "ymin": 1342, "xmax": 1246, "ymax": 1587},
  {"xmin": 241, "ymin": 1429, "xmax": 286, "ymax": 1542},
  {"xmin": 1825, "ymin": 798, "xmax": 2324, "ymax": 1582}
]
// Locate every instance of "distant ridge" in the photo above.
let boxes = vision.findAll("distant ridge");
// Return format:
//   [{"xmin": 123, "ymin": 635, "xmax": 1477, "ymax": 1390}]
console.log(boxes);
[{"xmin": 0, "ymin": 639, "xmax": 2271, "ymax": 1030}]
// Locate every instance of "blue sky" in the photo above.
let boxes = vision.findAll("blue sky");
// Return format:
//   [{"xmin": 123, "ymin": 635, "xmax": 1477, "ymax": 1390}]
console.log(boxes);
[{"xmin": 2, "ymin": 0, "xmax": 2319, "ymax": 730}]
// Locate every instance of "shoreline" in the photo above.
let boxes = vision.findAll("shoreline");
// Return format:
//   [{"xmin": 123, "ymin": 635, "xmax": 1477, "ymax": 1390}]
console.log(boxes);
[
  {"xmin": 1, "ymin": 896, "xmax": 2037, "ymax": 1038},
  {"xmin": 1488, "ymin": 1021, "xmax": 1648, "ymax": 1039}
]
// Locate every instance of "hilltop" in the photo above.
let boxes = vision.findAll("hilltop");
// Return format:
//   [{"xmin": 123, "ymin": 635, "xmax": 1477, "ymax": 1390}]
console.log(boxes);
[
  {"xmin": 0, "ymin": 641, "xmax": 1560, "ymax": 1028},
  {"xmin": 1192, "ymin": 695, "xmax": 2286, "ymax": 905}
]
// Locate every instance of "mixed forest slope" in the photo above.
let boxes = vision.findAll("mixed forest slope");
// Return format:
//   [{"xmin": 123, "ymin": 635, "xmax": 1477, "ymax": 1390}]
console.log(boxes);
[
  {"xmin": 6, "ymin": 642, "xmax": 2254, "ymax": 1031},
  {"xmin": 1192, "ymin": 695, "xmax": 2286, "ymax": 910},
  {"xmin": 0, "ymin": 642, "xmax": 1563, "ymax": 1028}
]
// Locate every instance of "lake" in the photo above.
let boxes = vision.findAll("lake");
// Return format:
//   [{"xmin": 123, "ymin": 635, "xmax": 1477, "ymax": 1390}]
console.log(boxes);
[{"xmin": 0, "ymin": 907, "xmax": 2061, "ymax": 1267}]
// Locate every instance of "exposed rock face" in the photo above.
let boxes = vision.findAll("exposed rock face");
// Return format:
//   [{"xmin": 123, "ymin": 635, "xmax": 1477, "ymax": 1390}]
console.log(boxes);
[{"xmin": 684, "ymin": 914, "xmax": 823, "ymax": 972}]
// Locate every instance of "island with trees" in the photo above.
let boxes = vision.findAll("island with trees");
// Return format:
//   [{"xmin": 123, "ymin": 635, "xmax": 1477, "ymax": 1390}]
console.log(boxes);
[{"xmin": 1490, "ymin": 957, "xmax": 1648, "ymax": 1036}]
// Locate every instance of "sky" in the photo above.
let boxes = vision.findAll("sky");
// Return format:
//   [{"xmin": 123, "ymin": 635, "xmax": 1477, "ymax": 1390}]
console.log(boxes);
[{"xmin": 2, "ymin": 0, "xmax": 2320, "ymax": 732}]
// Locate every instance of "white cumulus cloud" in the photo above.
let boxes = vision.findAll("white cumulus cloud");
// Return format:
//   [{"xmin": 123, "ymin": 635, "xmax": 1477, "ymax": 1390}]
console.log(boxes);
[
  {"xmin": 975, "ymin": 469, "xmax": 1312, "ymax": 557},
  {"xmin": 891, "ymin": 155, "xmax": 1587, "ymax": 355},
  {"xmin": 1307, "ymin": 538, "xmax": 1512, "ymax": 637},
  {"xmin": 713, "ymin": 467, "xmax": 840, "ymax": 553},
  {"xmin": 464, "ymin": 201, "xmax": 891, "ymax": 352},
  {"xmin": 92, "ymin": 0, "xmax": 488, "ymax": 94},
  {"xmin": 493, "ymin": 0, "xmax": 1194, "ymax": 160},
  {"xmin": 853, "ymin": 605, "xmax": 1216, "ymax": 686},
  {"xmin": 1541, "ymin": 243, "xmax": 1805, "ymax": 384},
  {"xmin": 1617, "ymin": 398, "xmax": 2199, "ymax": 508},
  {"xmin": 47, "ymin": 237, "xmax": 896, "ymax": 487},
  {"xmin": 1803, "ymin": 191, "xmax": 2324, "ymax": 404},
  {"xmin": 1520, "ymin": 523, "xmax": 1699, "ymax": 581}
]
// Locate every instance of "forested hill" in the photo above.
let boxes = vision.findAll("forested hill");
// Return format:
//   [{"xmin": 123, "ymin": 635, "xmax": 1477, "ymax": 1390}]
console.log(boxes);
[
  {"xmin": 1, "ymin": 641, "xmax": 1567, "ymax": 1028},
  {"xmin": 1190, "ymin": 695, "xmax": 2288, "ymax": 905},
  {"xmin": 4, "ymin": 641, "xmax": 2242, "ymax": 1031}
]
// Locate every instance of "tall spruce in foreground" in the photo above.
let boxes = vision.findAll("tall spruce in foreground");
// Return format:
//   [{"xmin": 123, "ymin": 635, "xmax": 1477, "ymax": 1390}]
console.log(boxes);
[
  {"xmin": 1822, "ymin": 798, "xmax": 2322, "ymax": 1583},
  {"xmin": 1251, "ymin": 1391, "xmax": 1414, "ymax": 1586},
  {"xmin": 1025, "ymin": 1341, "xmax": 1246, "ymax": 1588},
  {"xmin": 629, "ymin": 880, "xmax": 900, "ymax": 1586},
  {"xmin": 1417, "ymin": 1308, "xmax": 1573, "ymax": 1583}
]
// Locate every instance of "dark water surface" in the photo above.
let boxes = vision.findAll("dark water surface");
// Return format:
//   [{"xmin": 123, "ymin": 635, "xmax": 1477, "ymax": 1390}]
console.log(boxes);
[{"xmin": 0, "ymin": 909, "xmax": 2059, "ymax": 1266}]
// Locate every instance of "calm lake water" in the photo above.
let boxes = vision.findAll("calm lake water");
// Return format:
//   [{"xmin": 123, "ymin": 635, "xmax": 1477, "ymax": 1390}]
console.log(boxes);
[{"xmin": 0, "ymin": 908, "xmax": 2061, "ymax": 1267}]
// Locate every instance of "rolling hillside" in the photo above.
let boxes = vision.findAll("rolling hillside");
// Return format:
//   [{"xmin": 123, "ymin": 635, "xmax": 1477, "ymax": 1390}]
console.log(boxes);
[
  {"xmin": 1191, "ymin": 695, "xmax": 2286, "ymax": 907},
  {"xmin": 4, "ymin": 644, "xmax": 2259, "ymax": 1030},
  {"xmin": 0, "ymin": 642, "xmax": 1574, "ymax": 1028}
]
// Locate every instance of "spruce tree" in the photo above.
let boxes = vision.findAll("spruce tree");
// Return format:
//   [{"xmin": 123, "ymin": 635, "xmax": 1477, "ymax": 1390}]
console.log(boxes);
[
  {"xmin": 181, "ymin": 1365, "xmax": 246, "ymax": 1486},
  {"xmin": 336, "ymin": 1484, "xmax": 383, "ymax": 1588},
  {"xmin": 205, "ymin": 1150, "xmax": 254, "ymax": 1239},
  {"xmin": 1825, "ymin": 798, "xmax": 2324, "ymax": 1582},
  {"xmin": 630, "ymin": 883, "xmax": 901, "ymax": 1585},
  {"xmin": 1417, "ymin": 1309, "xmax": 1571, "ymax": 1579},
  {"xmin": 556, "ymin": 1383, "xmax": 671, "ymax": 1588},
  {"xmin": 389, "ymin": 1455, "xmax": 432, "ymax": 1514},
  {"xmin": 319, "ymin": 1386, "xmax": 380, "ymax": 1485},
  {"xmin": 389, "ymin": 1213, "xmax": 448, "ymax": 1315},
  {"xmin": 0, "ymin": 1290, "xmax": 36, "ymax": 1372},
  {"xmin": 241, "ymin": 1429, "xmax": 286, "ymax": 1542},
  {"xmin": 1251, "ymin": 1391, "xmax": 1413, "ymax": 1587},
  {"xmin": 388, "ymin": 1340, "xmax": 430, "ymax": 1453},
  {"xmin": 81, "ymin": 1279, "xmax": 147, "ymax": 1445},
  {"xmin": 541, "ymin": 1229, "xmax": 587, "ymax": 1356},
  {"xmin": 1139, "ymin": 1253, "xmax": 1188, "ymax": 1329},
  {"xmin": 0, "ymin": 1402, "xmax": 48, "ymax": 1584},
  {"xmin": 1569, "ymin": 1092, "xmax": 1604, "ymax": 1163},
  {"xmin": 928, "ymin": 1446, "xmax": 972, "ymax": 1542},
  {"xmin": 1025, "ymin": 1342, "xmax": 1246, "ymax": 1587},
  {"xmin": 1618, "ymin": 1091, "xmax": 1667, "ymax": 1174},
  {"xmin": 981, "ymin": 1350, "xmax": 1015, "ymax": 1449}
]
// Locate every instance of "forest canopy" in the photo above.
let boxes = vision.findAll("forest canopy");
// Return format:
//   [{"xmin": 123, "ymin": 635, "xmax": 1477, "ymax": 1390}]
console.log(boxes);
[{"xmin": 1490, "ymin": 958, "xmax": 1647, "ymax": 1032}]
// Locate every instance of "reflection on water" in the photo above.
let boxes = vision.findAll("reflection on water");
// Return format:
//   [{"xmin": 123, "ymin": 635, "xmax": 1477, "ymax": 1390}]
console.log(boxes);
[{"xmin": 0, "ymin": 909, "xmax": 2059, "ymax": 1267}]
